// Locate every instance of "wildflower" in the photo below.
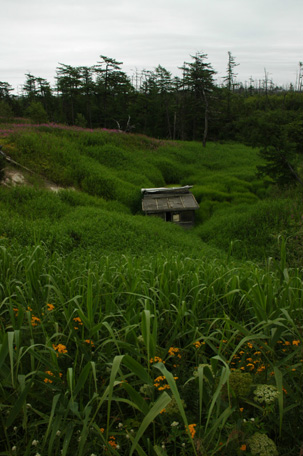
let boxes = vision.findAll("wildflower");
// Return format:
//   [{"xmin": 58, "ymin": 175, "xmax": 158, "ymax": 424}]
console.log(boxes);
[
  {"xmin": 12, "ymin": 448, "xmax": 16, "ymax": 452},
  {"xmin": 186, "ymin": 423, "xmax": 196, "ymax": 439},
  {"xmin": 150, "ymin": 356, "xmax": 164, "ymax": 364},
  {"xmin": 171, "ymin": 421, "xmax": 179, "ymax": 427},
  {"xmin": 160, "ymin": 408, "xmax": 166, "ymax": 414},
  {"xmin": 56, "ymin": 430, "xmax": 61, "ymax": 436},
  {"xmin": 31, "ymin": 316, "xmax": 41, "ymax": 327},
  {"xmin": 100, "ymin": 428, "xmax": 105, "ymax": 433},
  {"xmin": 117, "ymin": 422, "xmax": 123, "ymax": 428},
  {"xmin": 240, "ymin": 444, "xmax": 247, "ymax": 451},
  {"xmin": 84, "ymin": 339, "xmax": 95, "ymax": 347},
  {"xmin": 44, "ymin": 370, "xmax": 55, "ymax": 383},
  {"xmin": 282, "ymin": 388, "xmax": 287, "ymax": 394},
  {"xmin": 239, "ymin": 408, "xmax": 244, "ymax": 412},
  {"xmin": 193, "ymin": 341, "xmax": 201, "ymax": 348},
  {"xmin": 32, "ymin": 440, "xmax": 39, "ymax": 446},
  {"xmin": 253, "ymin": 384, "xmax": 279, "ymax": 405},
  {"xmin": 292, "ymin": 340, "xmax": 300, "ymax": 346},
  {"xmin": 108, "ymin": 436, "xmax": 117, "ymax": 448},
  {"xmin": 248, "ymin": 432, "xmax": 278, "ymax": 456},
  {"xmin": 47, "ymin": 303, "xmax": 55, "ymax": 311},
  {"xmin": 73, "ymin": 316, "xmax": 83, "ymax": 329},
  {"xmin": 13, "ymin": 308, "xmax": 19, "ymax": 316},
  {"xmin": 284, "ymin": 341, "xmax": 291, "ymax": 346},
  {"xmin": 168, "ymin": 346, "xmax": 180, "ymax": 357},
  {"xmin": 52, "ymin": 343, "xmax": 68, "ymax": 354}
]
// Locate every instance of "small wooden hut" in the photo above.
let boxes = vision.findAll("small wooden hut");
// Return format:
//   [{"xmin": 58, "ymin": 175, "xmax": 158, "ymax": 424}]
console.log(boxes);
[{"xmin": 141, "ymin": 185, "xmax": 199, "ymax": 228}]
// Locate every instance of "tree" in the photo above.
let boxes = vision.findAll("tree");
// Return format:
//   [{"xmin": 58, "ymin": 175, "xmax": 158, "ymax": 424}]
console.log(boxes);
[
  {"xmin": 180, "ymin": 52, "xmax": 216, "ymax": 147},
  {"xmin": 26, "ymin": 101, "xmax": 48, "ymax": 124},
  {"xmin": 223, "ymin": 51, "xmax": 239, "ymax": 120},
  {"xmin": 242, "ymin": 110, "xmax": 303, "ymax": 187}
]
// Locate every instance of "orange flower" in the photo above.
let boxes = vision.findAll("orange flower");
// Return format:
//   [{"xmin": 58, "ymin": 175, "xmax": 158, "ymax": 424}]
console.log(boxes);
[
  {"xmin": 108, "ymin": 436, "xmax": 117, "ymax": 448},
  {"xmin": 100, "ymin": 428, "xmax": 105, "ymax": 433},
  {"xmin": 52, "ymin": 343, "xmax": 68, "ymax": 354},
  {"xmin": 47, "ymin": 303, "xmax": 55, "ymax": 311},
  {"xmin": 292, "ymin": 340, "xmax": 300, "ymax": 346},
  {"xmin": 31, "ymin": 316, "xmax": 41, "ymax": 327},
  {"xmin": 84, "ymin": 339, "xmax": 95, "ymax": 347},
  {"xmin": 186, "ymin": 424, "xmax": 196, "ymax": 439},
  {"xmin": 44, "ymin": 370, "xmax": 54, "ymax": 383},
  {"xmin": 239, "ymin": 407, "xmax": 244, "ymax": 412},
  {"xmin": 240, "ymin": 444, "xmax": 247, "ymax": 451},
  {"xmin": 150, "ymin": 356, "xmax": 164, "ymax": 364},
  {"xmin": 193, "ymin": 341, "xmax": 201, "ymax": 348}
]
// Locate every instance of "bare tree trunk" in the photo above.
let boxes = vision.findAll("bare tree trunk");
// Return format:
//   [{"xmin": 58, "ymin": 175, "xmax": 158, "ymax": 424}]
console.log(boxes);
[{"xmin": 202, "ymin": 89, "xmax": 208, "ymax": 148}]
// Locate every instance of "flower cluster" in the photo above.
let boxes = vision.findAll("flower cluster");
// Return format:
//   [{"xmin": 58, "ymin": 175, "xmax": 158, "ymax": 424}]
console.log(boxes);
[
  {"xmin": 73, "ymin": 317, "xmax": 83, "ymax": 330},
  {"xmin": 168, "ymin": 346, "xmax": 181, "ymax": 358},
  {"xmin": 154, "ymin": 375, "xmax": 178, "ymax": 391},
  {"xmin": 186, "ymin": 423, "xmax": 196, "ymax": 439},
  {"xmin": 248, "ymin": 432, "xmax": 278, "ymax": 456},
  {"xmin": 253, "ymin": 384, "xmax": 279, "ymax": 405},
  {"xmin": 149, "ymin": 356, "xmax": 165, "ymax": 364},
  {"xmin": 193, "ymin": 340, "xmax": 205, "ymax": 349},
  {"xmin": 52, "ymin": 344, "xmax": 68, "ymax": 355}
]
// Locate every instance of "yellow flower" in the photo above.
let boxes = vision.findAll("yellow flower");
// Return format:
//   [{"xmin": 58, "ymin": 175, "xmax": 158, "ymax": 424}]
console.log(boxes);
[{"xmin": 193, "ymin": 341, "xmax": 201, "ymax": 348}]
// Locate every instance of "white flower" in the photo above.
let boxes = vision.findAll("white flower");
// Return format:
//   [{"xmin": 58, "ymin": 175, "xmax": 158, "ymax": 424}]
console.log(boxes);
[
  {"xmin": 56, "ymin": 430, "xmax": 61, "ymax": 436},
  {"xmin": 118, "ymin": 422, "xmax": 123, "ymax": 428},
  {"xmin": 32, "ymin": 440, "xmax": 39, "ymax": 446},
  {"xmin": 171, "ymin": 421, "xmax": 179, "ymax": 427},
  {"xmin": 250, "ymin": 417, "xmax": 255, "ymax": 422},
  {"xmin": 35, "ymin": 453, "xmax": 41, "ymax": 456},
  {"xmin": 116, "ymin": 445, "xmax": 120, "ymax": 449},
  {"xmin": 12, "ymin": 447, "xmax": 17, "ymax": 452}
]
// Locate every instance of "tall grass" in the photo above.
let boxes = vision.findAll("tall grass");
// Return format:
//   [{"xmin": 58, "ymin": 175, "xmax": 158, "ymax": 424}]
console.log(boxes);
[{"xmin": 1, "ymin": 245, "xmax": 302, "ymax": 455}]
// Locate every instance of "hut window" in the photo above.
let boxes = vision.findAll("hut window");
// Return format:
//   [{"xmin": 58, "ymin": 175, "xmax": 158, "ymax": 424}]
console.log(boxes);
[{"xmin": 173, "ymin": 213, "xmax": 180, "ymax": 222}]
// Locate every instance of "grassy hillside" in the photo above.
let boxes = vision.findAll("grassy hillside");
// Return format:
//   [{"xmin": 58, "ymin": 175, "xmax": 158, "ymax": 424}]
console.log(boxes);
[
  {"xmin": 1, "ymin": 121, "xmax": 303, "ymax": 263},
  {"xmin": 1, "ymin": 121, "xmax": 303, "ymax": 455}
]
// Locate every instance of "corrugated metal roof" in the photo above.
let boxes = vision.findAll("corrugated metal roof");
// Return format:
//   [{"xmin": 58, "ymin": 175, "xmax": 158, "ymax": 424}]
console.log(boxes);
[{"xmin": 142, "ymin": 187, "xmax": 199, "ymax": 213}]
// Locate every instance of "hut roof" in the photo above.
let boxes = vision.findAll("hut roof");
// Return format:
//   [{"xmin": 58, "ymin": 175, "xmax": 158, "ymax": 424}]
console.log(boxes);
[{"xmin": 141, "ymin": 185, "xmax": 199, "ymax": 213}]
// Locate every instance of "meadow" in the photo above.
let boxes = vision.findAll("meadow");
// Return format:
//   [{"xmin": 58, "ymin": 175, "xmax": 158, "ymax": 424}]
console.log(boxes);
[{"xmin": 0, "ymin": 122, "xmax": 303, "ymax": 456}]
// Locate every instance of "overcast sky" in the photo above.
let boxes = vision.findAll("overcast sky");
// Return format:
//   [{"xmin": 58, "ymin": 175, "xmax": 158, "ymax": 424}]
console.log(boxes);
[{"xmin": 2, "ymin": 0, "xmax": 303, "ymax": 93}]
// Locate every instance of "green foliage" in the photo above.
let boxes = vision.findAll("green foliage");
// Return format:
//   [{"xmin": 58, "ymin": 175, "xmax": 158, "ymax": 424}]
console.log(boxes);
[
  {"xmin": 0, "ymin": 245, "xmax": 302, "ymax": 455},
  {"xmin": 26, "ymin": 101, "xmax": 49, "ymax": 124},
  {"xmin": 195, "ymin": 198, "xmax": 292, "ymax": 260}
]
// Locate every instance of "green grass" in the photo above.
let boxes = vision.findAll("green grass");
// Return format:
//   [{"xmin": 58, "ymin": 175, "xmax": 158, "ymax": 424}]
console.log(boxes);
[
  {"xmin": 0, "ymin": 245, "xmax": 302, "ymax": 455},
  {"xmin": 1, "ymin": 122, "xmax": 303, "ymax": 455}
]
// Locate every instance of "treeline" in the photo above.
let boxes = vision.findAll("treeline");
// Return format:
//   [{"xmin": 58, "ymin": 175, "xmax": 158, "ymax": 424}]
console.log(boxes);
[{"xmin": 1, "ymin": 53, "xmax": 303, "ymax": 146}]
